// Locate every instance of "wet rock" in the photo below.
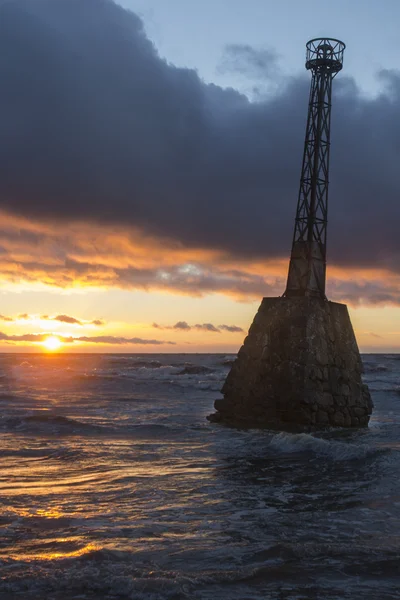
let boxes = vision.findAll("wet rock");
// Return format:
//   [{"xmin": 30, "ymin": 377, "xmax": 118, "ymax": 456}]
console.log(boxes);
[
  {"xmin": 344, "ymin": 415, "xmax": 352, "ymax": 427},
  {"xmin": 341, "ymin": 383, "xmax": 350, "ymax": 396},
  {"xmin": 353, "ymin": 407, "xmax": 367, "ymax": 417},
  {"xmin": 320, "ymin": 393, "xmax": 334, "ymax": 407},
  {"xmin": 332, "ymin": 412, "xmax": 345, "ymax": 427},
  {"xmin": 214, "ymin": 398, "xmax": 231, "ymax": 413},
  {"xmin": 317, "ymin": 410, "xmax": 329, "ymax": 424},
  {"xmin": 207, "ymin": 297, "xmax": 372, "ymax": 429}
]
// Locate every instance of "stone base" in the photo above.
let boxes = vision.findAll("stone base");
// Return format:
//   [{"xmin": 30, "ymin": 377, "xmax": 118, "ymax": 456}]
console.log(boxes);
[{"xmin": 208, "ymin": 297, "xmax": 373, "ymax": 428}]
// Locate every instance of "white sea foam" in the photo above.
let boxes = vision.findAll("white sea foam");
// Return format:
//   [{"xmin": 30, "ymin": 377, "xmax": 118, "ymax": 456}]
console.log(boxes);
[{"xmin": 269, "ymin": 432, "xmax": 377, "ymax": 461}]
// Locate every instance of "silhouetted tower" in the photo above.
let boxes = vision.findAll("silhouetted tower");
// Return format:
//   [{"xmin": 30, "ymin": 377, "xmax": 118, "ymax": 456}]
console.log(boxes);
[{"xmin": 285, "ymin": 38, "xmax": 345, "ymax": 299}]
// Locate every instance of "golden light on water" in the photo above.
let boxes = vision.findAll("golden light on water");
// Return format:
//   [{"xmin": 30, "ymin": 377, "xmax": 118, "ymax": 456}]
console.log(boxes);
[
  {"xmin": 8, "ymin": 541, "xmax": 99, "ymax": 562},
  {"xmin": 43, "ymin": 336, "xmax": 63, "ymax": 352}
]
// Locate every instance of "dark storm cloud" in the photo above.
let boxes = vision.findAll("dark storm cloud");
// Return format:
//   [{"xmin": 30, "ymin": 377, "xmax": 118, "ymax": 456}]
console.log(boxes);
[
  {"xmin": 218, "ymin": 44, "xmax": 280, "ymax": 81},
  {"xmin": 0, "ymin": 0, "xmax": 400, "ymax": 273}
]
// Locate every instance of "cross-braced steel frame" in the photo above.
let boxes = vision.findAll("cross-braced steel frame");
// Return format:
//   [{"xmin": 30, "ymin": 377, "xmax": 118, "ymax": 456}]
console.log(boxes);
[{"xmin": 284, "ymin": 38, "xmax": 345, "ymax": 299}]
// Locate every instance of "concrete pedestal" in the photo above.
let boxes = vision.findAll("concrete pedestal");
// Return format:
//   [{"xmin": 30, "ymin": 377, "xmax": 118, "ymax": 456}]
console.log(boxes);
[{"xmin": 208, "ymin": 297, "xmax": 373, "ymax": 428}]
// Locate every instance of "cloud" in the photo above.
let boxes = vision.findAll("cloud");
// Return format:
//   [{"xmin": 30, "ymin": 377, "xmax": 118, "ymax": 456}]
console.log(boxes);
[
  {"xmin": 52, "ymin": 314, "xmax": 82, "ymax": 325},
  {"xmin": 326, "ymin": 277, "xmax": 400, "ymax": 306},
  {"xmin": 153, "ymin": 321, "xmax": 243, "ymax": 333},
  {"xmin": 194, "ymin": 323, "xmax": 220, "ymax": 333},
  {"xmin": 152, "ymin": 322, "xmax": 190, "ymax": 330},
  {"xmin": 0, "ymin": 1, "xmax": 397, "ymax": 305},
  {"xmin": 219, "ymin": 325, "xmax": 244, "ymax": 333},
  {"xmin": 218, "ymin": 44, "xmax": 280, "ymax": 88},
  {"xmin": 0, "ymin": 332, "xmax": 72, "ymax": 343},
  {"xmin": 153, "ymin": 321, "xmax": 193, "ymax": 330},
  {"xmin": 91, "ymin": 319, "xmax": 105, "ymax": 326},
  {"xmin": 76, "ymin": 335, "xmax": 175, "ymax": 345},
  {"xmin": 173, "ymin": 321, "xmax": 191, "ymax": 330},
  {"xmin": 0, "ymin": 331, "xmax": 174, "ymax": 345},
  {"xmin": 0, "ymin": 0, "xmax": 397, "ymax": 268},
  {"xmin": 366, "ymin": 332, "xmax": 383, "ymax": 339},
  {"xmin": 0, "ymin": 210, "xmax": 400, "ymax": 304},
  {"xmin": 50, "ymin": 314, "xmax": 105, "ymax": 326},
  {"xmin": 0, "ymin": 310, "xmax": 107, "ymax": 325}
]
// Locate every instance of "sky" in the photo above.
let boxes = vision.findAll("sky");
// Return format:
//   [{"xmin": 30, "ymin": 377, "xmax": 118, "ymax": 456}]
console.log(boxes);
[{"xmin": 0, "ymin": 0, "xmax": 399, "ymax": 353}]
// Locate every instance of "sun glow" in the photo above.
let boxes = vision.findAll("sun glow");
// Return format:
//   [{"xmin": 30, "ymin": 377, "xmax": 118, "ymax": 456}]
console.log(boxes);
[{"xmin": 43, "ymin": 336, "xmax": 62, "ymax": 352}]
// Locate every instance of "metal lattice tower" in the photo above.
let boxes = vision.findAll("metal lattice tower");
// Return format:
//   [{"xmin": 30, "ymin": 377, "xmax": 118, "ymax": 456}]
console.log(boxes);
[{"xmin": 284, "ymin": 38, "xmax": 345, "ymax": 299}]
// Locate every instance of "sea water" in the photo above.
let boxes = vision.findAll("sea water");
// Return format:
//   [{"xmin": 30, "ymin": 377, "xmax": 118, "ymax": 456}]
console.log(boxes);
[{"xmin": 0, "ymin": 353, "xmax": 399, "ymax": 599}]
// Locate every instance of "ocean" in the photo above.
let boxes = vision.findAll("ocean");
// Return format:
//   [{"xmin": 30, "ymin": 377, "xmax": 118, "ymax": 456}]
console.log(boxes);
[{"xmin": 0, "ymin": 352, "xmax": 399, "ymax": 599}]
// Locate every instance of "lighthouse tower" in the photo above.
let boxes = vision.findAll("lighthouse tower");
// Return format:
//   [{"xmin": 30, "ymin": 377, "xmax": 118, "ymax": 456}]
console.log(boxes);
[
  {"xmin": 285, "ymin": 38, "xmax": 345, "ymax": 299},
  {"xmin": 208, "ymin": 38, "xmax": 373, "ymax": 429}
]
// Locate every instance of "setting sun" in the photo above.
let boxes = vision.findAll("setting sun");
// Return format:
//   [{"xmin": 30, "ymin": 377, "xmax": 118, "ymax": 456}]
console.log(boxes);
[{"xmin": 43, "ymin": 336, "xmax": 62, "ymax": 352}]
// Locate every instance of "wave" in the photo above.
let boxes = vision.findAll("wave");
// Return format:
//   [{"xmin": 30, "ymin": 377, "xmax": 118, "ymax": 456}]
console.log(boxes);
[
  {"xmin": 19, "ymin": 361, "xmax": 33, "ymax": 368},
  {"xmin": 0, "ymin": 446, "xmax": 83, "ymax": 461},
  {"xmin": 269, "ymin": 432, "xmax": 381, "ymax": 461},
  {"xmin": 368, "ymin": 385, "xmax": 400, "ymax": 393},
  {"xmin": 2, "ymin": 547, "xmax": 396, "ymax": 600},
  {"xmin": 363, "ymin": 363, "xmax": 390, "ymax": 373},
  {"xmin": 108, "ymin": 357, "xmax": 166, "ymax": 369},
  {"xmin": 0, "ymin": 414, "xmax": 184, "ymax": 441},
  {"xmin": 130, "ymin": 359, "xmax": 163, "ymax": 369},
  {"xmin": 219, "ymin": 359, "xmax": 235, "ymax": 367},
  {"xmin": 0, "ymin": 545, "xmax": 287, "ymax": 600},
  {"xmin": 0, "ymin": 551, "xmax": 191, "ymax": 600},
  {"xmin": 77, "ymin": 373, "xmax": 120, "ymax": 382},
  {"xmin": 128, "ymin": 423, "xmax": 182, "ymax": 437},
  {"xmin": 0, "ymin": 393, "xmax": 21, "ymax": 402},
  {"xmin": 178, "ymin": 365, "xmax": 216, "ymax": 375},
  {"xmin": 381, "ymin": 354, "xmax": 400, "ymax": 361},
  {"xmin": 118, "ymin": 365, "xmax": 224, "ymax": 391},
  {"xmin": 1, "ymin": 414, "xmax": 106, "ymax": 435}
]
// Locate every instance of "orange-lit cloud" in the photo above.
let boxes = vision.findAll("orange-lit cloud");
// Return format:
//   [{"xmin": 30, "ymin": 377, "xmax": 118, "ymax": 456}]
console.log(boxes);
[{"xmin": 0, "ymin": 211, "xmax": 398, "ymax": 307}]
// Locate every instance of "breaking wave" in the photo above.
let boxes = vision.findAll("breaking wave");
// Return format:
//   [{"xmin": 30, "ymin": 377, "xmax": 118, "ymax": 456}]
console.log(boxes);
[
  {"xmin": 269, "ymin": 432, "xmax": 382, "ymax": 461},
  {"xmin": 178, "ymin": 365, "xmax": 216, "ymax": 375},
  {"xmin": 364, "ymin": 363, "xmax": 390, "ymax": 373}
]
